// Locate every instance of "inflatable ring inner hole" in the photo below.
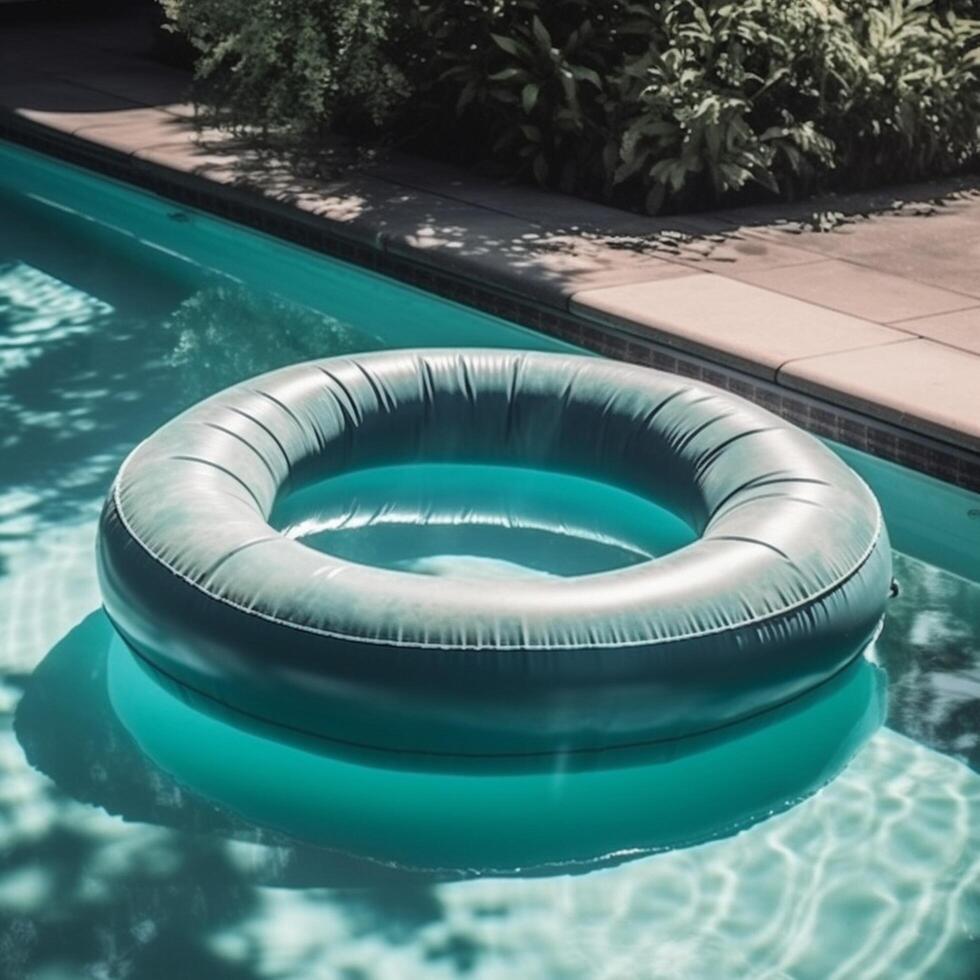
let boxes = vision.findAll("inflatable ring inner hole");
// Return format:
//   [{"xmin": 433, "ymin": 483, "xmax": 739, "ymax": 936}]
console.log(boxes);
[{"xmin": 270, "ymin": 462, "xmax": 699, "ymax": 581}]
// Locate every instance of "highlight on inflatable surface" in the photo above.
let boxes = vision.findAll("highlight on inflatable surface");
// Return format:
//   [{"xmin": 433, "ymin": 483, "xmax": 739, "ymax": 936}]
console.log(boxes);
[{"xmin": 98, "ymin": 349, "xmax": 892, "ymax": 762}]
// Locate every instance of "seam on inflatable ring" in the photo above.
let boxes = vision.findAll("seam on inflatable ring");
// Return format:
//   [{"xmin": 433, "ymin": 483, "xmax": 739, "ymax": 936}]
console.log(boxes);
[
  {"xmin": 109, "ymin": 461, "xmax": 885, "ymax": 652},
  {"xmin": 115, "ymin": 630, "xmax": 877, "ymax": 760}
]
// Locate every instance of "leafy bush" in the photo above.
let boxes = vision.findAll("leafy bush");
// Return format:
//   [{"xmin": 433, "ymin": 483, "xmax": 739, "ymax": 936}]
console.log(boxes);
[
  {"xmin": 411, "ymin": 2, "xmax": 635, "ymax": 193},
  {"xmin": 163, "ymin": 0, "xmax": 980, "ymax": 213},
  {"xmin": 606, "ymin": 2, "xmax": 840, "ymax": 211},
  {"xmin": 160, "ymin": 0, "xmax": 409, "ymax": 135},
  {"xmin": 826, "ymin": 1, "xmax": 980, "ymax": 184}
]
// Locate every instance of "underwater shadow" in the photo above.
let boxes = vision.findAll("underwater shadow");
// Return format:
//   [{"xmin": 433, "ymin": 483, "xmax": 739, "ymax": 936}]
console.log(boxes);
[
  {"xmin": 5, "ymin": 614, "xmax": 451, "ymax": 978},
  {"xmin": 17, "ymin": 611, "xmax": 887, "ymax": 878},
  {"xmin": 0, "ymin": 244, "xmax": 382, "ymax": 582},
  {"xmin": 14, "ymin": 611, "xmax": 443, "ymax": 888}
]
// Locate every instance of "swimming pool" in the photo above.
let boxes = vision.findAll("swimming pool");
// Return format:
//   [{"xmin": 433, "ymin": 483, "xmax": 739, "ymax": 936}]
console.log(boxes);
[{"xmin": 1, "ymin": 140, "xmax": 978, "ymax": 978}]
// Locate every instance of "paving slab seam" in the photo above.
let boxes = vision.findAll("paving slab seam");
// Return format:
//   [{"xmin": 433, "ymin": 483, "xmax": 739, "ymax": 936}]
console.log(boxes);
[
  {"xmin": 353, "ymin": 169, "xmax": 560, "ymax": 232},
  {"xmin": 738, "ymin": 257, "xmax": 980, "ymax": 319},
  {"xmin": 1, "ymin": 108, "xmax": 977, "ymax": 491},
  {"xmin": 879, "ymin": 305, "xmax": 980, "ymax": 327},
  {"xmin": 775, "ymin": 337, "xmax": 921, "ymax": 373},
  {"xmin": 52, "ymin": 77, "xmax": 190, "ymax": 122}
]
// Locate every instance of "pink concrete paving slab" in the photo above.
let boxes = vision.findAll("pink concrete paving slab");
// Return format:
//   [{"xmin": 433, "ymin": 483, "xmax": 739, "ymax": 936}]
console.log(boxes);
[
  {"xmin": 133, "ymin": 126, "xmax": 570, "ymax": 259},
  {"xmin": 894, "ymin": 307, "xmax": 980, "ymax": 355},
  {"xmin": 780, "ymin": 339, "xmax": 980, "ymax": 452},
  {"xmin": 73, "ymin": 107, "xmax": 195, "ymax": 156},
  {"xmin": 571, "ymin": 275, "xmax": 908, "ymax": 379},
  {"xmin": 291, "ymin": 180, "xmax": 494, "ymax": 251},
  {"xmin": 135, "ymin": 136, "xmax": 514, "ymax": 252},
  {"xmin": 145, "ymin": 129, "xmax": 709, "ymax": 293},
  {"xmin": 134, "ymin": 131, "xmax": 259, "ymax": 187},
  {"xmin": 743, "ymin": 208, "xmax": 980, "ymax": 263},
  {"xmin": 835, "ymin": 236, "xmax": 980, "ymax": 301},
  {"xmin": 386, "ymin": 214, "xmax": 699, "ymax": 306},
  {"xmin": 553, "ymin": 225, "xmax": 823, "ymax": 271},
  {"xmin": 365, "ymin": 152, "xmax": 714, "ymax": 238},
  {"xmin": 668, "ymin": 231, "xmax": 823, "ymax": 272},
  {"xmin": 733, "ymin": 258, "xmax": 976, "ymax": 324},
  {"xmin": 0, "ymin": 79, "xmax": 141, "ymax": 131},
  {"xmin": 367, "ymin": 153, "xmax": 967, "ymax": 278},
  {"xmin": 61, "ymin": 68, "xmax": 194, "ymax": 119},
  {"xmin": 685, "ymin": 177, "xmax": 980, "ymax": 236}
]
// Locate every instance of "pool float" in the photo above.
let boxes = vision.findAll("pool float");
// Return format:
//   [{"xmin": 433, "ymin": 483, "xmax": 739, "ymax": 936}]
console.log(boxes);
[{"xmin": 97, "ymin": 349, "xmax": 892, "ymax": 756}]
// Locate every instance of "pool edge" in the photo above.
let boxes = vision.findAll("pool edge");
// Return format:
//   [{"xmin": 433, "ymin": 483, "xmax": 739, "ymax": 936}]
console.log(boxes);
[{"xmin": 1, "ymin": 112, "xmax": 978, "ymax": 494}]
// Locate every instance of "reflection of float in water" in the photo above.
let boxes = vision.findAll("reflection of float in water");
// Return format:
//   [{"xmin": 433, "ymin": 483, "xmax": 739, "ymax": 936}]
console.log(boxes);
[{"xmin": 108, "ymin": 635, "xmax": 885, "ymax": 874}]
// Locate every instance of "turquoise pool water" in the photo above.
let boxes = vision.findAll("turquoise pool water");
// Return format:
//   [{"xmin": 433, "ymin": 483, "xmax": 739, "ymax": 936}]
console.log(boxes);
[
  {"xmin": 1, "ymin": 140, "xmax": 978, "ymax": 979},
  {"xmin": 272, "ymin": 464, "xmax": 698, "ymax": 579}
]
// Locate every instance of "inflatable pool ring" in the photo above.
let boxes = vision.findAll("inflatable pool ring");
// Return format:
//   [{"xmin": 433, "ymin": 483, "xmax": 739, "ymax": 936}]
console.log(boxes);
[{"xmin": 97, "ymin": 349, "xmax": 892, "ymax": 756}]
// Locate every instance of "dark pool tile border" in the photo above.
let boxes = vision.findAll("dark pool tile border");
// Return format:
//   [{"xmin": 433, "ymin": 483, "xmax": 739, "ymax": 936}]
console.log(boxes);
[{"xmin": 3, "ymin": 113, "xmax": 978, "ymax": 494}]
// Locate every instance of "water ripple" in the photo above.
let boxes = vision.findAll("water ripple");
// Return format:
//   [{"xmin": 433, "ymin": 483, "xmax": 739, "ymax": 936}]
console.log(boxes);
[{"xmin": 179, "ymin": 732, "xmax": 979, "ymax": 979}]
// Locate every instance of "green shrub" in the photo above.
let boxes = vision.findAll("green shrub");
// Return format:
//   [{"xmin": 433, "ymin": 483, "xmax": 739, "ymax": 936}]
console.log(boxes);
[
  {"xmin": 826, "ymin": 0, "xmax": 980, "ymax": 184},
  {"xmin": 163, "ymin": 0, "xmax": 980, "ymax": 213},
  {"xmin": 160, "ymin": 0, "xmax": 410, "ymax": 136},
  {"xmin": 409, "ymin": 1, "xmax": 635, "ymax": 193},
  {"xmin": 607, "ymin": 1, "xmax": 841, "ymax": 211}
]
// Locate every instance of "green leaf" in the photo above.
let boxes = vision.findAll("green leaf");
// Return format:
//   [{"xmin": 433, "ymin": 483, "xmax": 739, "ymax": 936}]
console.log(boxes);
[
  {"xmin": 759, "ymin": 126, "xmax": 789, "ymax": 141},
  {"xmin": 570, "ymin": 64, "xmax": 603, "ymax": 89},
  {"xmin": 522, "ymin": 82, "xmax": 540, "ymax": 114},
  {"xmin": 705, "ymin": 122, "xmax": 722, "ymax": 158},
  {"xmin": 668, "ymin": 160, "xmax": 690, "ymax": 191},
  {"xmin": 456, "ymin": 81, "xmax": 477, "ymax": 114},
  {"xmin": 638, "ymin": 119, "xmax": 680, "ymax": 138},
  {"xmin": 491, "ymin": 34, "xmax": 530, "ymax": 60},
  {"xmin": 718, "ymin": 162, "xmax": 751, "ymax": 189},
  {"xmin": 692, "ymin": 7, "xmax": 713, "ymax": 37},
  {"xmin": 532, "ymin": 16, "xmax": 553, "ymax": 55},
  {"xmin": 618, "ymin": 19, "xmax": 656, "ymax": 36},
  {"xmin": 602, "ymin": 141, "xmax": 619, "ymax": 173},
  {"xmin": 749, "ymin": 163, "xmax": 780, "ymax": 194},
  {"xmin": 488, "ymin": 67, "xmax": 529, "ymax": 82},
  {"xmin": 558, "ymin": 69, "xmax": 578, "ymax": 106},
  {"xmin": 489, "ymin": 89, "xmax": 520, "ymax": 105}
]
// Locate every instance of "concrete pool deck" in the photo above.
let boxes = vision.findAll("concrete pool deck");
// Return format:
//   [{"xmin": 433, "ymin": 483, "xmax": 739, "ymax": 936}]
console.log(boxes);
[{"xmin": 1, "ymin": 8, "xmax": 978, "ymax": 491}]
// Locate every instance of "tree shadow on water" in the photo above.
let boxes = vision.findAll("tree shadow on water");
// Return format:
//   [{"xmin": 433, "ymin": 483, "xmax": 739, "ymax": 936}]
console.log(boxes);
[
  {"xmin": 0, "ymin": 245, "xmax": 382, "ymax": 586},
  {"xmin": 876, "ymin": 553, "xmax": 980, "ymax": 772},
  {"xmin": 6, "ymin": 612, "xmax": 452, "ymax": 979}
]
